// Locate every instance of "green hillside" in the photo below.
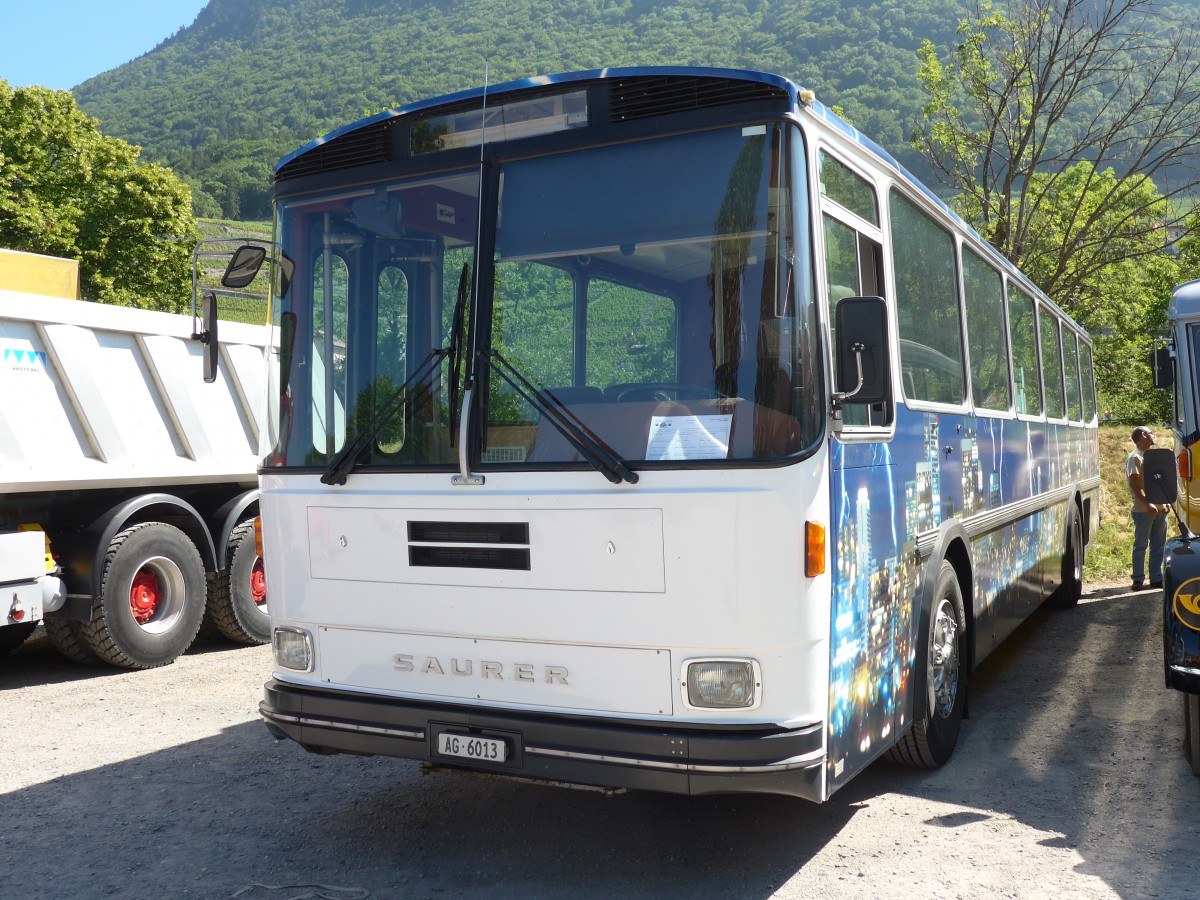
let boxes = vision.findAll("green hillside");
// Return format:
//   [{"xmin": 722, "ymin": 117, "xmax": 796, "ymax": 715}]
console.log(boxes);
[{"xmin": 72, "ymin": 0, "xmax": 967, "ymax": 220}]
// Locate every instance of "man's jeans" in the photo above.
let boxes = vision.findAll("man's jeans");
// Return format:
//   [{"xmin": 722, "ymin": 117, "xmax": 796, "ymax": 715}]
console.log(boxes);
[{"xmin": 1132, "ymin": 510, "xmax": 1168, "ymax": 584}]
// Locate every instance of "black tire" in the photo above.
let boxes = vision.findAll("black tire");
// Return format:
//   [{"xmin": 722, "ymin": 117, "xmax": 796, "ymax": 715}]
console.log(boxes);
[
  {"xmin": 1185, "ymin": 693, "xmax": 1200, "ymax": 776},
  {"xmin": 889, "ymin": 561, "xmax": 968, "ymax": 767},
  {"xmin": 82, "ymin": 522, "xmax": 206, "ymax": 669},
  {"xmin": 44, "ymin": 617, "xmax": 100, "ymax": 665},
  {"xmin": 0, "ymin": 622, "xmax": 36, "ymax": 655},
  {"xmin": 1048, "ymin": 511, "xmax": 1083, "ymax": 608},
  {"xmin": 205, "ymin": 519, "xmax": 270, "ymax": 645}
]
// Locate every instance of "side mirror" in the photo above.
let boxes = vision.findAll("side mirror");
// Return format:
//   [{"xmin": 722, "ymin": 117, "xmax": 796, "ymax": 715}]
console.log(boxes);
[
  {"xmin": 202, "ymin": 291, "xmax": 219, "ymax": 383},
  {"xmin": 1152, "ymin": 343, "xmax": 1175, "ymax": 389},
  {"xmin": 834, "ymin": 296, "xmax": 891, "ymax": 405},
  {"xmin": 1144, "ymin": 446, "xmax": 1177, "ymax": 505},
  {"xmin": 222, "ymin": 245, "xmax": 267, "ymax": 289}
]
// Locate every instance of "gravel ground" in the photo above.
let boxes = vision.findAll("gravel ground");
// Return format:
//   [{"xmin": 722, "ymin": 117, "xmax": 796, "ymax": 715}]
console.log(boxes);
[{"xmin": 2, "ymin": 580, "xmax": 1197, "ymax": 899}]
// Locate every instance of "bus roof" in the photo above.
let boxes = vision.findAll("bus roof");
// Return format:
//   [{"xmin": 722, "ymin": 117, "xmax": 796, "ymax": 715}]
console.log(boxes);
[
  {"xmin": 275, "ymin": 65, "xmax": 1088, "ymax": 342},
  {"xmin": 1170, "ymin": 279, "xmax": 1200, "ymax": 322}
]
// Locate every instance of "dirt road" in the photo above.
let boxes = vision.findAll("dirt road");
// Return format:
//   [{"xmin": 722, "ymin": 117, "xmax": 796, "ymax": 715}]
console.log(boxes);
[{"xmin": 2, "ymin": 582, "xmax": 1197, "ymax": 899}]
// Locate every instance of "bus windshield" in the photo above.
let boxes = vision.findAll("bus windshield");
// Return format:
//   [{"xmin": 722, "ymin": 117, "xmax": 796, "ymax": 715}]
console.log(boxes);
[{"xmin": 268, "ymin": 121, "xmax": 822, "ymax": 471}]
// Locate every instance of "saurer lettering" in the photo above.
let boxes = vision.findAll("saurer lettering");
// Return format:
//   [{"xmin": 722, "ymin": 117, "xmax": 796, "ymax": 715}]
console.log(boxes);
[{"xmin": 394, "ymin": 654, "xmax": 569, "ymax": 684}]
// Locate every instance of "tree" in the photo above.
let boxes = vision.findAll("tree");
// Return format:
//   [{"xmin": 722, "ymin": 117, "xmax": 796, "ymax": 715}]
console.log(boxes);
[
  {"xmin": 913, "ymin": 0, "xmax": 1200, "ymax": 300},
  {"xmin": 0, "ymin": 81, "xmax": 197, "ymax": 311},
  {"xmin": 912, "ymin": 0, "xmax": 1200, "ymax": 418}
]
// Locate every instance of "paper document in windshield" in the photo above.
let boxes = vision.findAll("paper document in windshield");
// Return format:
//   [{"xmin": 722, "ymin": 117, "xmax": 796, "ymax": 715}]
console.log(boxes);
[{"xmin": 646, "ymin": 415, "xmax": 733, "ymax": 461}]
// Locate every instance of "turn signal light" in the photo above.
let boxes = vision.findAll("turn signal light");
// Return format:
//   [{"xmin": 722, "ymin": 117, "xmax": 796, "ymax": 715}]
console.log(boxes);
[
  {"xmin": 1180, "ymin": 449, "xmax": 1192, "ymax": 482},
  {"xmin": 254, "ymin": 516, "xmax": 264, "ymax": 558},
  {"xmin": 805, "ymin": 521, "xmax": 826, "ymax": 577}
]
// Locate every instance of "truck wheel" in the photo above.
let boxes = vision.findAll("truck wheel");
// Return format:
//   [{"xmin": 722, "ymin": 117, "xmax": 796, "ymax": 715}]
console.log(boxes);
[
  {"xmin": 889, "ymin": 561, "xmax": 967, "ymax": 767},
  {"xmin": 44, "ymin": 618, "xmax": 100, "ymax": 665},
  {"xmin": 1048, "ymin": 511, "xmax": 1083, "ymax": 608},
  {"xmin": 83, "ymin": 523, "xmax": 206, "ymax": 669},
  {"xmin": 0, "ymin": 622, "xmax": 36, "ymax": 655},
  {"xmin": 1186, "ymin": 693, "xmax": 1200, "ymax": 776},
  {"xmin": 206, "ymin": 519, "xmax": 270, "ymax": 645}
]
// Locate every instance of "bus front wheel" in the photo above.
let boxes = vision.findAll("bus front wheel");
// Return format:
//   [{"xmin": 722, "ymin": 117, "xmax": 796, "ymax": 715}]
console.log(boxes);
[{"xmin": 890, "ymin": 561, "xmax": 967, "ymax": 768}]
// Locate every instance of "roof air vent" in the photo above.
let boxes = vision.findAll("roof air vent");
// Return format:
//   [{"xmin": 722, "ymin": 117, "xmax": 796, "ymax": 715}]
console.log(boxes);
[
  {"xmin": 608, "ymin": 76, "xmax": 788, "ymax": 122},
  {"xmin": 276, "ymin": 119, "xmax": 395, "ymax": 182}
]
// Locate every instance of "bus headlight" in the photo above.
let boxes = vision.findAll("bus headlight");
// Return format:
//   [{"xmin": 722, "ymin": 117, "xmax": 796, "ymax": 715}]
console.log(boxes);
[
  {"xmin": 684, "ymin": 659, "xmax": 760, "ymax": 709},
  {"xmin": 273, "ymin": 627, "xmax": 314, "ymax": 672}
]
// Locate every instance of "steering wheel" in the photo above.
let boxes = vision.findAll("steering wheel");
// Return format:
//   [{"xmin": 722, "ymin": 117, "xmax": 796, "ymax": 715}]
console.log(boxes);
[{"xmin": 615, "ymin": 383, "xmax": 723, "ymax": 403}]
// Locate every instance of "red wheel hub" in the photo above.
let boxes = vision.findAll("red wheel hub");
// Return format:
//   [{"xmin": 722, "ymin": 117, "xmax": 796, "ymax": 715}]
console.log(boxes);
[
  {"xmin": 250, "ymin": 558, "xmax": 267, "ymax": 606},
  {"xmin": 130, "ymin": 569, "xmax": 161, "ymax": 624}
]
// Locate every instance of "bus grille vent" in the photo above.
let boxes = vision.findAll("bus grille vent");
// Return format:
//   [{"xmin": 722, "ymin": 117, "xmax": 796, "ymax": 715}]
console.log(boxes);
[
  {"xmin": 276, "ymin": 120, "xmax": 395, "ymax": 182},
  {"xmin": 608, "ymin": 76, "xmax": 788, "ymax": 122},
  {"xmin": 407, "ymin": 520, "xmax": 531, "ymax": 571},
  {"xmin": 409, "ymin": 546, "xmax": 531, "ymax": 571},
  {"xmin": 408, "ymin": 521, "xmax": 529, "ymax": 544}
]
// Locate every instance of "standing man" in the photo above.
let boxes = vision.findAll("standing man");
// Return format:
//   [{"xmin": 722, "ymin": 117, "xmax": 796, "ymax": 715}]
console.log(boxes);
[{"xmin": 1127, "ymin": 426, "xmax": 1168, "ymax": 590}]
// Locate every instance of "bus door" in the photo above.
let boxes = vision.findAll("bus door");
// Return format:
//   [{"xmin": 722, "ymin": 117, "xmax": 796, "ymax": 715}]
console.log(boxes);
[{"xmin": 817, "ymin": 150, "xmax": 902, "ymax": 790}]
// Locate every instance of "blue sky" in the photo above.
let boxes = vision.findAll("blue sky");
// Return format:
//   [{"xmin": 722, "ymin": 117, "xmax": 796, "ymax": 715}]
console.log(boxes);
[{"xmin": 4, "ymin": 1, "xmax": 210, "ymax": 91}]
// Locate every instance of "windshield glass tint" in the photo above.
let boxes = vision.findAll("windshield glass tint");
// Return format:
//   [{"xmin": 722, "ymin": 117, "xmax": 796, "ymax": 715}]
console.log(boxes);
[
  {"xmin": 265, "ymin": 124, "xmax": 821, "ymax": 471},
  {"xmin": 267, "ymin": 172, "xmax": 479, "ymax": 467},
  {"xmin": 487, "ymin": 123, "xmax": 821, "ymax": 464}
]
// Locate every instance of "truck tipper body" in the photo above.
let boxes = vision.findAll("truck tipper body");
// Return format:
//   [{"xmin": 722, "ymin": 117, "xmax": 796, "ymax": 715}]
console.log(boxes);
[{"xmin": 0, "ymin": 250, "xmax": 270, "ymax": 667}]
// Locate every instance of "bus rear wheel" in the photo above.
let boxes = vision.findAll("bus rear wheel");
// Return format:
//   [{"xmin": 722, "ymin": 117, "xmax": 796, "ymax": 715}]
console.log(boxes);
[
  {"xmin": 1048, "ymin": 510, "xmax": 1083, "ymax": 608},
  {"xmin": 890, "ymin": 561, "xmax": 967, "ymax": 768},
  {"xmin": 83, "ymin": 522, "xmax": 206, "ymax": 669}
]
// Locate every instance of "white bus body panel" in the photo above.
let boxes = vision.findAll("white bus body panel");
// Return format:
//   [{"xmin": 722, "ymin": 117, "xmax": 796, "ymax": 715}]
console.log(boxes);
[{"xmin": 262, "ymin": 455, "xmax": 832, "ymax": 729}]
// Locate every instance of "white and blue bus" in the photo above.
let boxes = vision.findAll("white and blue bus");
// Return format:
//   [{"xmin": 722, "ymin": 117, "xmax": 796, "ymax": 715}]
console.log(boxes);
[{"xmin": 249, "ymin": 67, "xmax": 1099, "ymax": 801}]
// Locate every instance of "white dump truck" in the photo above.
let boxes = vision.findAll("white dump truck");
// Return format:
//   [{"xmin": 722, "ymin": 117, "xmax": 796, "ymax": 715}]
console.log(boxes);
[{"xmin": 0, "ymin": 247, "xmax": 270, "ymax": 668}]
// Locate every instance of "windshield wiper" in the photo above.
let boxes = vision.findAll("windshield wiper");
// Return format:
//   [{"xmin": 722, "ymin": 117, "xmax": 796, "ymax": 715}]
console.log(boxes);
[
  {"xmin": 320, "ymin": 348, "xmax": 448, "ymax": 486},
  {"xmin": 485, "ymin": 349, "xmax": 638, "ymax": 485},
  {"xmin": 447, "ymin": 262, "xmax": 470, "ymax": 445}
]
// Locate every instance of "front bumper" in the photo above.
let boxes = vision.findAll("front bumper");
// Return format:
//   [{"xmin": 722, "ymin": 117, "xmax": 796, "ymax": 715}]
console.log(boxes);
[{"xmin": 261, "ymin": 679, "xmax": 826, "ymax": 800}]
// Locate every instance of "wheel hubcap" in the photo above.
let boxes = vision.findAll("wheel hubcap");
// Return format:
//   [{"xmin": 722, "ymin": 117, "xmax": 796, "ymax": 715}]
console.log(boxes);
[
  {"xmin": 129, "ymin": 570, "xmax": 161, "ymax": 624},
  {"xmin": 125, "ymin": 557, "xmax": 186, "ymax": 633},
  {"xmin": 930, "ymin": 598, "xmax": 960, "ymax": 718},
  {"xmin": 250, "ymin": 557, "xmax": 267, "ymax": 608}
]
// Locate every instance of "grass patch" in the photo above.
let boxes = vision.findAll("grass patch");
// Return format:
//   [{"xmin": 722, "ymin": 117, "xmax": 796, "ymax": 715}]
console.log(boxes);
[{"xmin": 1085, "ymin": 423, "xmax": 1169, "ymax": 582}]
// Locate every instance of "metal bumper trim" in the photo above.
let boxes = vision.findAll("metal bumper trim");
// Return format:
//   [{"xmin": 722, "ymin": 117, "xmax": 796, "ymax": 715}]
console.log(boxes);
[
  {"xmin": 261, "ymin": 679, "xmax": 827, "ymax": 799},
  {"xmin": 525, "ymin": 743, "xmax": 825, "ymax": 774}
]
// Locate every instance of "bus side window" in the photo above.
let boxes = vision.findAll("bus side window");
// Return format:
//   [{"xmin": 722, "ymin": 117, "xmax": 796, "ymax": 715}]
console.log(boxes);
[
  {"xmin": 1063, "ymin": 330, "xmax": 1083, "ymax": 422},
  {"xmin": 1040, "ymin": 307, "xmax": 1067, "ymax": 420},
  {"xmin": 961, "ymin": 248, "xmax": 1012, "ymax": 413},
  {"xmin": 1009, "ymin": 286, "xmax": 1042, "ymax": 416},
  {"xmin": 889, "ymin": 189, "xmax": 965, "ymax": 407},
  {"xmin": 1080, "ymin": 341, "xmax": 1097, "ymax": 422}
]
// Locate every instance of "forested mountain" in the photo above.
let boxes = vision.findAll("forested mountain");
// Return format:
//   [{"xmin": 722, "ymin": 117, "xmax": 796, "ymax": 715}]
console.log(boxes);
[{"xmin": 72, "ymin": 0, "xmax": 967, "ymax": 219}]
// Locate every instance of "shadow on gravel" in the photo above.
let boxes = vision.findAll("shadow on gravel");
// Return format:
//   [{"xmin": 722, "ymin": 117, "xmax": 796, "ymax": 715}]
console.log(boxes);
[
  {"xmin": 857, "ymin": 580, "xmax": 1200, "ymax": 896},
  {"xmin": 3, "ymin": 584, "xmax": 1196, "ymax": 899},
  {"xmin": 0, "ymin": 628, "xmax": 255, "ymax": 689},
  {"xmin": 1, "ymin": 719, "xmax": 859, "ymax": 899}
]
